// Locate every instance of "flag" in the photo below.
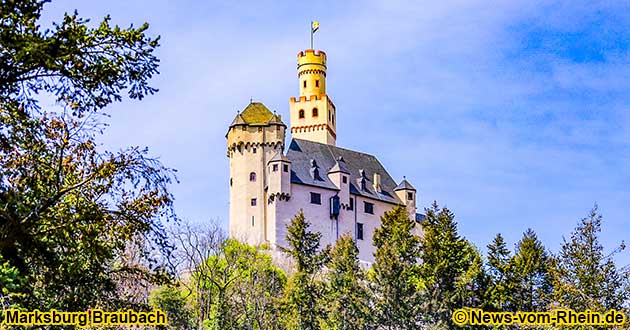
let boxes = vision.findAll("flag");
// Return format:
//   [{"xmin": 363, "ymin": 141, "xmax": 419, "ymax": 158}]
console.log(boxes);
[{"xmin": 311, "ymin": 21, "xmax": 319, "ymax": 33}]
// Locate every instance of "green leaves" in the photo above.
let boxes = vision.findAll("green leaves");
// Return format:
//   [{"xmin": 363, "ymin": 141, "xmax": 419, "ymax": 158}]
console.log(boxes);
[
  {"xmin": 551, "ymin": 205, "xmax": 630, "ymax": 313},
  {"xmin": 0, "ymin": 0, "xmax": 160, "ymax": 114},
  {"xmin": 0, "ymin": 0, "xmax": 171, "ymax": 312}
]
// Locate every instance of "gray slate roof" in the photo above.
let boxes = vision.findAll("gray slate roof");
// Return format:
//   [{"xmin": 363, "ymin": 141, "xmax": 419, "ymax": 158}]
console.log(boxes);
[
  {"xmin": 395, "ymin": 179, "xmax": 416, "ymax": 191},
  {"xmin": 286, "ymin": 138, "xmax": 402, "ymax": 204}
]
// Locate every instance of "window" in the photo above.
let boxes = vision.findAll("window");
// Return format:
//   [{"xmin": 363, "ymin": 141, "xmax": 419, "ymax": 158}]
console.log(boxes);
[
  {"xmin": 349, "ymin": 197, "xmax": 354, "ymax": 211},
  {"xmin": 407, "ymin": 192, "xmax": 413, "ymax": 201},
  {"xmin": 230, "ymin": 178, "xmax": 233, "ymax": 186},
  {"xmin": 312, "ymin": 108, "xmax": 318, "ymax": 117},
  {"xmin": 283, "ymin": 164, "xmax": 289, "ymax": 172},
  {"xmin": 364, "ymin": 202, "xmax": 374, "ymax": 214},
  {"xmin": 310, "ymin": 192, "xmax": 322, "ymax": 205},
  {"xmin": 251, "ymin": 198, "xmax": 257, "ymax": 206},
  {"xmin": 315, "ymin": 80, "xmax": 319, "ymax": 87},
  {"xmin": 252, "ymin": 216, "xmax": 255, "ymax": 226},
  {"xmin": 249, "ymin": 172, "xmax": 256, "ymax": 182},
  {"xmin": 241, "ymin": 126, "xmax": 246, "ymax": 131},
  {"xmin": 342, "ymin": 176, "xmax": 348, "ymax": 184},
  {"xmin": 303, "ymin": 80, "xmax": 307, "ymax": 88},
  {"xmin": 272, "ymin": 164, "xmax": 279, "ymax": 172},
  {"xmin": 299, "ymin": 109, "xmax": 305, "ymax": 119},
  {"xmin": 357, "ymin": 223, "xmax": 364, "ymax": 240}
]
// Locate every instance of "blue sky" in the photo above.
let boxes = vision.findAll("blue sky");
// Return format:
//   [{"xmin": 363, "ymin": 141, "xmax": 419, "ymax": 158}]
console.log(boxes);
[{"xmin": 42, "ymin": 0, "xmax": 629, "ymax": 265}]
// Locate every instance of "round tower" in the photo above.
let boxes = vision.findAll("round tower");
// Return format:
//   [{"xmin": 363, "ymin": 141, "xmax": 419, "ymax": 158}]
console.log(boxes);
[
  {"xmin": 226, "ymin": 102, "xmax": 286, "ymax": 246},
  {"xmin": 290, "ymin": 49, "xmax": 337, "ymax": 145},
  {"xmin": 298, "ymin": 49, "xmax": 327, "ymax": 97}
]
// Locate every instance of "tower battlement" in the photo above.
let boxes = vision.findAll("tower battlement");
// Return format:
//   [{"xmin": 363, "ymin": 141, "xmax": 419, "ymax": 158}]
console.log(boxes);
[{"xmin": 297, "ymin": 49, "xmax": 327, "ymax": 65}]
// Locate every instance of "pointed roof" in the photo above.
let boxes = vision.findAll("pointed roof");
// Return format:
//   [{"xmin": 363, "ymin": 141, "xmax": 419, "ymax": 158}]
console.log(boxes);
[
  {"xmin": 394, "ymin": 179, "xmax": 416, "ymax": 191},
  {"xmin": 328, "ymin": 157, "xmax": 350, "ymax": 174},
  {"xmin": 268, "ymin": 151, "xmax": 290, "ymax": 163},
  {"xmin": 240, "ymin": 102, "xmax": 275, "ymax": 124},
  {"xmin": 230, "ymin": 113, "xmax": 247, "ymax": 126}
]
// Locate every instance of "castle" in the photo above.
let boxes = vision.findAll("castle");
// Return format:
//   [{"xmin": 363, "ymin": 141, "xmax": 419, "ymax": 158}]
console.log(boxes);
[{"xmin": 226, "ymin": 48, "xmax": 423, "ymax": 263}]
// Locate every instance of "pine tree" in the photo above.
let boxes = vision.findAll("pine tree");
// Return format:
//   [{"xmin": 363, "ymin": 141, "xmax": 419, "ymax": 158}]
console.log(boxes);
[
  {"xmin": 486, "ymin": 233, "xmax": 516, "ymax": 311},
  {"xmin": 281, "ymin": 210, "xmax": 329, "ymax": 330},
  {"xmin": 418, "ymin": 202, "xmax": 485, "ymax": 328},
  {"xmin": 370, "ymin": 205, "xmax": 422, "ymax": 329},
  {"xmin": 512, "ymin": 228, "xmax": 552, "ymax": 311},
  {"xmin": 323, "ymin": 233, "xmax": 371, "ymax": 330},
  {"xmin": 551, "ymin": 205, "xmax": 630, "ymax": 313}
]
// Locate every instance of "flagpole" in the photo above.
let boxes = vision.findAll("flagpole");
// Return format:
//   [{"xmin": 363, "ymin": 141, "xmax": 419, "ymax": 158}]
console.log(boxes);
[{"xmin": 310, "ymin": 21, "xmax": 313, "ymax": 49}]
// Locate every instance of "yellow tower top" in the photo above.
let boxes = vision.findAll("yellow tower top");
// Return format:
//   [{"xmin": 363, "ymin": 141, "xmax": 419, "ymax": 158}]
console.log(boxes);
[{"xmin": 297, "ymin": 49, "xmax": 326, "ymax": 97}]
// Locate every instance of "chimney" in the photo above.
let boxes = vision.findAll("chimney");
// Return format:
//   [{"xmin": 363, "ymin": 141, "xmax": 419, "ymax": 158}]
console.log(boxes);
[{"xmin": 373, "ymin": 173, "xmax": 382, "ymax": 193}]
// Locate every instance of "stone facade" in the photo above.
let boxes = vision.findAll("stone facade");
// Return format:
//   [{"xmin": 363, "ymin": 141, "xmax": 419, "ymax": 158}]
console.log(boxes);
[{"xmin": 226, "ymin": 48, "xmax": 423, "ymax": 263}]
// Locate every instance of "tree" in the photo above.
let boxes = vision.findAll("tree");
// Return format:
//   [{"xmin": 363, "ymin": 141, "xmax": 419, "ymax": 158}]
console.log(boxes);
[
  {"xmin": 169, "ymin": 221, "xmax": 226, "ymax": 328},
  {"xmin": 280, "ymin": 210, "xmax": 329, "ymax": 330},
  {"xmin": 551, "ymin": 205, "xmax": 630, "ymax": 314},
  {"xmin": 323, "ymin": 233, "xmax": 371, "ymax": 330},
  {"xmin": 418, "ymin": 202, "xmax": 485, "ymax": 328},
  {"xmin": 193, "ymin": 239, "xmax": 287, "ymax": 330},
  {"xmin": 370, "ymin": 205, "xmax": 421, "ymax": 329},
  {"xmin": 512, "ymin": 229, "xmax": 552, "ymax": 312},
  {"xmin": 149, "ymin": 285, "xmax": 196, "ymax": 330},
  {"xmin": 0, "ymin": 0, "xmax": 171, "ymax": 311},
  {"xmin": 486, "ymin": 233, "xmax": 517, "ymax": 311}
]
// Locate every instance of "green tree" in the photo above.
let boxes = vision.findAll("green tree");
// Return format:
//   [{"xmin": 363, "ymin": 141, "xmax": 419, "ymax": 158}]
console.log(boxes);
[
  {"xmin": 280, "ymin": 210, "xmax": 329, "ymax": 330},
  {"xmin": 551, "ymin": 205, "xmax": 630, "ymax": 315},
  {"xmin": 370, "ymin": 205, "xmax": 421, "ymax": 329},
  {"xmin": 0, "ymin": 0, "xmax": 171, "ymax": 311},
  {"xmin": 149, "ymin": 285, "xmax": 196, "ymax": 330},
  {"xmin": 512, "ymin": 229, "xmax": 552, "ymax": 312},
  {"xmin": 196, "ymin": 239, "xmax": 286, "ymax": 330},
  {"xmin": 418, "ymin": 202, "xmax": 484, "ymax": 328},
  {"xmin": 323, "ymin": 233, "xmax": 371, "ymax": 330},
  {"xmin": 486, "ymin": 233, "xmax": 516, "ymax": 311}
]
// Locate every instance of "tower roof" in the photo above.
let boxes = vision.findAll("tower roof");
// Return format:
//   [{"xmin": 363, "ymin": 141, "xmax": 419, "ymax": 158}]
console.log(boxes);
[
  {"xmin": 232, "ymin": 102, "xmax": 283, "ymax": 126},
  {"xmin": 394, "ymin": 179, "xmax": 416, "ymax": 191}
]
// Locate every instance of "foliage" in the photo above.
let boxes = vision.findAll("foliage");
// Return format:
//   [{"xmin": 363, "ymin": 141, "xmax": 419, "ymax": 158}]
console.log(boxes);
[
  {"xmin": 149, "ymin": 285, "xmax": 196, "ymax": 330},
  {"xmin": 370, "ymin": 205, "xmax": 422, "ymax": 329},
  {"xmin": 486, "ymin": 233, "xmax": 517, "ymax": 311},
  {"xmin": 323, "ymin": 233, "xmax": 371, "ymax": 330},
  {"xmin": 551, "ymin": 205, "xmax": 630, "ymax": 313},
  {"xmin": 193, "ymin": 239, "xmax": 286, "ymax": 330},
  {"xmin": 512, "ymin": 228, "xmax": 552, "ymax": 312},
  {"xmin": 0, "ymin": 0, "xmax": 160, "ymax": 114},
  {"xmin": 0, "ymin": 0, "xmax": 171, "ymax": 311},
  {"xmin": 280, "ymin": 210, "xmax": 329, "ymax": 330},
  {"xmin": 417, "ymin": 202, "xmax": 485, "ymax": 328}
]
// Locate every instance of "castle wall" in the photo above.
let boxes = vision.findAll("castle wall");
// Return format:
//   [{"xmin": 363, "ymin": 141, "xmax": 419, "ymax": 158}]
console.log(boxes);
[{"xmin": 271, "ymin": 183, "xmax": 402, "ymax": 263}]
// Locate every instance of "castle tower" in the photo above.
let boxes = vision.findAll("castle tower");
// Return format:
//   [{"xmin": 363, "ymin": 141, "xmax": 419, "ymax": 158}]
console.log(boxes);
[
  {"xmin": 289, "ymin": 49, "xmax": 337, "ymax": 145},
  {"xmin": 226, "ymin": 102, "xmax": 286, "ymax": 246}
]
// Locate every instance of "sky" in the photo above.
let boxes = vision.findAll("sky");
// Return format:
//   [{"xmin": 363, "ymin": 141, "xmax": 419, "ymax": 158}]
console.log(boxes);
[{"xmin": 41, "ymin": 0, "xmax": 630, "ymax": 265}]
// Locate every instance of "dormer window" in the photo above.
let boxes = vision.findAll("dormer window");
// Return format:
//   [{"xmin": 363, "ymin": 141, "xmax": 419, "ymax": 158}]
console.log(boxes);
[
  {"xmin": 249, "ymin": 172, "xmax": 256, "ymax": 182},
  {"xmin": 312, "ymin": 108, "xmax": 318, "ymax": 117},
  {"xmin": 272, "ymin": 164, "xmax": 279, "ymax": 172},
  {"xmin": 342, "ymin": 176, "xmax": 347, "ymax": 184},
  {"xmin": 407, "ymin": 192, "xmax": 413, "ymax": 200},
  {"xmin": 283, "ymin": 164, "xmax": 289, "ymax": 172},
  {"xmin": 299, "ymin": 109, "xmax": 305, "ymax": 119}
]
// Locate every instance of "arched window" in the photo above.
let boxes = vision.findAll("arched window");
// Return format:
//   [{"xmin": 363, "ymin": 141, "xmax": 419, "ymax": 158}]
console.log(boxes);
[
  {"xmin": 249, "ymin": 172, "xmax": 256, "ymax": 182},
  {"xmin": 312, "ymin": 108, "xmax": 318, "ymax": 117},
  {"xmin": 299, "ymin": 109, "xmax": 305, "ymax": 119}
]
